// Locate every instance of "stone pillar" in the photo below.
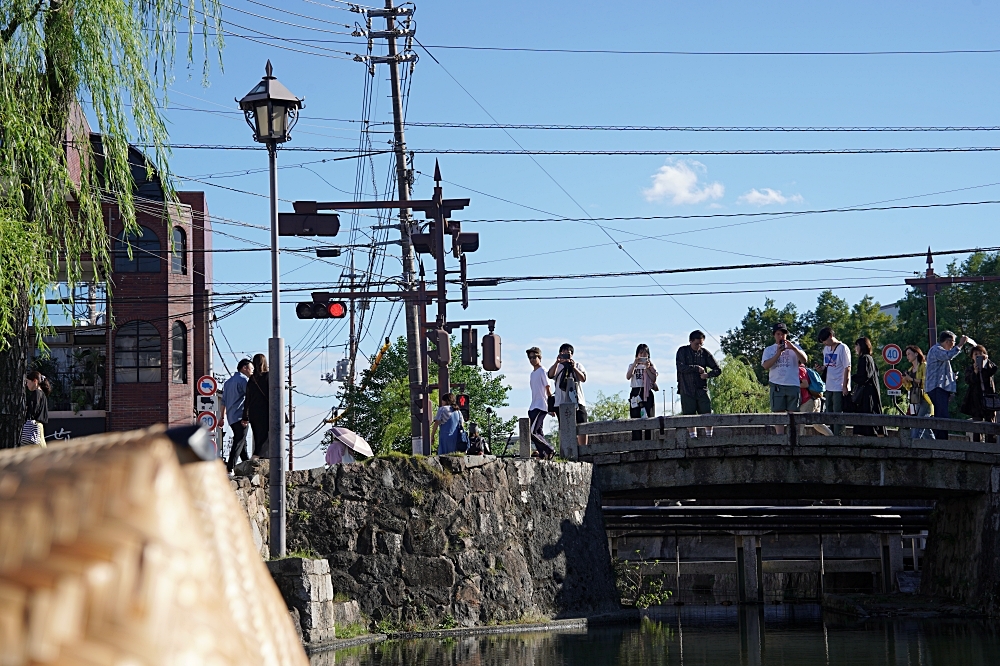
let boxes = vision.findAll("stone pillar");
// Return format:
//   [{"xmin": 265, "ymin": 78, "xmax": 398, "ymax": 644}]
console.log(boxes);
[
  {"xmin": 266, "ymin": 557, "xmax": 337, "ymax": 645},
  {"xmin": 737, "ymin": 535, "xmax": 763, "ymax": 604},
  {"xmin": 559, "ymin": 402, "xmax": 578, "ymax": 460},
  {"xmin": 518, "ymin": 417, "xmax": 531, "ymax": 458},
  {"xmin": 880, "ymin": 532, "xmax": 904, "ymax": 593}
]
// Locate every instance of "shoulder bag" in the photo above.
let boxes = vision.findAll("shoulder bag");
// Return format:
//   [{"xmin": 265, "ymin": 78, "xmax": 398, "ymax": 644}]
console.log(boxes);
[
  {"xmin": 980, "ymin": 372, "xmax": 1000, "ymax": 412},
  {"xmin": 456, "ymin": 418, "xmax": 470, "ymax": 453}
]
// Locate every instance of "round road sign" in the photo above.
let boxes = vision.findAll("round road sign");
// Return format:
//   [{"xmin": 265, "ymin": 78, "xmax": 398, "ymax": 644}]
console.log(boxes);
[
  {"xmin": 197, "ymin": 411, "xmax": 217, "ymax": 430},
  {"xmin": 882, "ymin": 344, "xmax": 903, "ymax": 366},
  {"xmin": 197, "ymin": 375, "xmax": 218, "ymax": 396},
  {"xmin": 884, "ymin": 369, "xmax": 904, "ymax": 391}
]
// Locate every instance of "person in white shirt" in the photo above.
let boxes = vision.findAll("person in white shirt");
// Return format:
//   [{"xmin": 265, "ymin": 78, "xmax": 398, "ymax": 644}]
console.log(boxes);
[
  {"xmin": 526, "ymin": 347, "xmax": 555, "ymax": 459},
  {"xmin": 548, "ymin": 343, "xmax": 589, "ymax": 447},
  {"xmin": 626, "ymin": 343, "xmax": 659, "ymax": 441},
  {"xmin": 761, "ymin": 322, "xmax": 808, "ymax": 435},
  {"xmin": 818, "ymin": 327, "xmax": 851, "ymax": 436}
]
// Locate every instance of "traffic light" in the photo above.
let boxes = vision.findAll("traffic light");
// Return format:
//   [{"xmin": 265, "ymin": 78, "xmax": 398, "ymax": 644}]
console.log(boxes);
[
  {"xmin": 456, "ymin": 393, "xmax": 470, "ymax": 420},
  {"xmin": 461, "ymin": 327, "xmax": 478, "ymax": 366},
  {"xmin": 482, "ymin": 332, "xmax": 501, "ymax": 371},
  {"xmin": 295, "ymin": 300, "xmax": 348, "ymax": 319},
  {"xmin": 427, "ymin": 328, "xmax": 451, "ymax": 366}
]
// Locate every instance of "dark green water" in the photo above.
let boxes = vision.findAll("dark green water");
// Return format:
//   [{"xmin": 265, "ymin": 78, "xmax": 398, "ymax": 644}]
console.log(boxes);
[{"xmin": 314, "ymin": 606, "xmax": 1000, "ymax": 666}]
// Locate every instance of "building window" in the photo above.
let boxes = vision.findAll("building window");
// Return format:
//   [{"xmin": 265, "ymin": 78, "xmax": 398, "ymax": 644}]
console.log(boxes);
[
  {"xmin": 171, "ymin": 321, "xmax": 187, "ymax": 384},
  {"xmin": 114, "ymin": 226, "xmax": 161, "ymax": 273},
  {"xmin": 114, "ymin": 321, "xmax": 161, "ymax": 383},
  {"xmin": 171, "ymin": 227, "xmax": 187, "ymax": 275}
]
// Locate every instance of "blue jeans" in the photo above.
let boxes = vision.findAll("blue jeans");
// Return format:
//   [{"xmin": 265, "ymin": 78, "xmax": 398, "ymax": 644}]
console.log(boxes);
[
  {"xmin": 910, "ymin": 400, "xmax": 935, "ymax": 440},
  {"xmin": 928, "ymin": 388, "xmax": 951, "ymax": 440}
]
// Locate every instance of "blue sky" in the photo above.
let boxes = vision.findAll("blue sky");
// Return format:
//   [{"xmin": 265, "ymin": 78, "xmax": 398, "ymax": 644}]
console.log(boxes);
[{"xmin": 152, "ymin": 1, "xmax": 1000, "ymax": 467}]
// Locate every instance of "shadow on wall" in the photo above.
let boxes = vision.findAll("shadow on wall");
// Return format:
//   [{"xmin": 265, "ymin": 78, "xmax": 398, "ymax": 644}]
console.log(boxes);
[{"xmin": 542, "ymin": 480, "xmax": 620, "ymax": 616}]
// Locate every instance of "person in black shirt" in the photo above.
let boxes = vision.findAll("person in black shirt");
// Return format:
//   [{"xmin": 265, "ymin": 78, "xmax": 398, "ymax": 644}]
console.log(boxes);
[
  {"xmin": 244, "ymin": 353, "xmax": 270, "ymax": 458},
  {"xmin": 676, "ymin": 330, "xmax": 721, "ymax": 438},
  {"xmin": 22, "ymin": 370, "xmax": 51, "ymax": 447}
]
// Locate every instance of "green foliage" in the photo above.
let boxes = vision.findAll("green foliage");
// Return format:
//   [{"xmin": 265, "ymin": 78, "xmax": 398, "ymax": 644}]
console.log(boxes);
[
  {"xmin": 436, "ymin": 614, "xmax": 458, "ymax": 630},
  {"xmin": 722, "ymin": 291, "xmax": 897, "ymax": 384},
  {"xmin": 613, "ymin": 551, "xmax": 673, "ymax": 609},
  {"xmin": 336, "ymin": 335, "xmax": 515, "ymax": 455},
  {"xmin": 336, "ymin": 621, "xmax": 369, "ymax": 639},
  {"xmin": 589, "ymin": 390, "xmax": 630, "ymax": 421},
  {"xmin": 709, "ymin": 356, "xmax": 770, "ymax": 414}
]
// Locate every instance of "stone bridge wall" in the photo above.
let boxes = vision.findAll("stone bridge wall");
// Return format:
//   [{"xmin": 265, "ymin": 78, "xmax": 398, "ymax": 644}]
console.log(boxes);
[{"xmin": 233, "ymin": 456, "xmax": 619, "ymax": 630}]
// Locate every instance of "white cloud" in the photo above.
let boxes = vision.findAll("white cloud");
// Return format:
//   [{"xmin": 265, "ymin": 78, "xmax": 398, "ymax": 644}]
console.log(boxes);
[
  {"xmin": 642, "ymin": 160, "xmax": 724, "ymax": 204},
  {"xmin": 737, "ymin": 188, "xmax": 803, "ymax": 206}
]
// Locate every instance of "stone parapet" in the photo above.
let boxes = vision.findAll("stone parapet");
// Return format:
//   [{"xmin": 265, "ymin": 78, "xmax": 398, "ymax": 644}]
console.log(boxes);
[{"xmin": 267, "ymin": 557, "xmax": 337, "ymax": 644}]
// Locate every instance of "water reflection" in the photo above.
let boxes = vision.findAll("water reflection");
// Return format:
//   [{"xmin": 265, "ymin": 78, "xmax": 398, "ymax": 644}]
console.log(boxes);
[{"xmin": 314, "ymin": 605, "xmax": 1000, "ymax": 666}]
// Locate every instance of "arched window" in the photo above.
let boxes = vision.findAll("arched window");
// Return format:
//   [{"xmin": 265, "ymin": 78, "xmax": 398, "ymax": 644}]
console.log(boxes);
[
  {"xmin": 171, "ymin": 321, "xmax": 187, "ymax": 384},
  {"xmin": 115, "ymin": 321, "xmax": 161, "ymax": 383},
  {"xmin": 171, "ymin": 227, "xmax": 187, "ymax": 275},
  {"xmin": 114, "ymin": 226, "xmax": 160, "ymax": 273}
]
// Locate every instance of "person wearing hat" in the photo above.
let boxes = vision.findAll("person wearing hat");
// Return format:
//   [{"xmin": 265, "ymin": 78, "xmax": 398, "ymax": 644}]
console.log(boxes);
[
  {"xmin": 761, "ymin": 322, "xmax": 808, "ymax": 434},
  {"xmin": 926, "ymin": 330, "xmax": 973, "ymax": 440}
]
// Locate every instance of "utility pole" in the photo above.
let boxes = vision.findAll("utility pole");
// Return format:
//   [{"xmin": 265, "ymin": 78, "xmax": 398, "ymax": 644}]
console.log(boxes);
[
  {"xmin": 373, "ymin": 0, "xmax": 424, "ymax": 454},
  {"xmin": 287, "ymin": 345, "xmax": 294, "ymax": 472},
  {"xmin": 905, "ymin": 248, "xmax": 1000, "ymax": 349},
  {"xmin": 432, "ymin": 164, "xmax": 450, "ymax": 397}
]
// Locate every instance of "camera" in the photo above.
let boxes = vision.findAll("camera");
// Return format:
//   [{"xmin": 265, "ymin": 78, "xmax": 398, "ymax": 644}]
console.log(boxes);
[{"xmin": 558, "ymin": 352, "xmax": 570, "ymax": 361}]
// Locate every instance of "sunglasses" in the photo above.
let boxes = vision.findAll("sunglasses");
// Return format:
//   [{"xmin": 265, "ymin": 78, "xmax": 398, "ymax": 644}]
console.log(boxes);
[{"xmin": 528, "ymin": 354, "xmax": 540, "ymax": 359}]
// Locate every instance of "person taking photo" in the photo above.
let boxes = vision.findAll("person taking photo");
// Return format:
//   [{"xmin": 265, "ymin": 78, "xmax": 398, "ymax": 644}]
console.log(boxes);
[
  {"xmin": 761, "ymin": 323, "xmax": 808, "ymax": 435},
  {"xmin": 548, "ymin": 343, "xmax": 589, "ymax": 448}
]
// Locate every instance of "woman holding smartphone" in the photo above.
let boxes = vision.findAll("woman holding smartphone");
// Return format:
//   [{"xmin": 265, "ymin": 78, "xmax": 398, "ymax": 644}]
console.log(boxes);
[
  {"xmin": 961, "ymin": 345, "xmax": 997, "ymax": 443},
  {"xmin": 626, "ymin": 344, "xmax": 658, "ymax": 440}
]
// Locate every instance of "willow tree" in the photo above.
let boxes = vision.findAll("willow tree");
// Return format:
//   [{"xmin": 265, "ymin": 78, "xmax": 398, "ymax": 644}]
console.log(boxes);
[{"xmin": 0, "ymin": 0, "xmax": 221, "ymax": 446}]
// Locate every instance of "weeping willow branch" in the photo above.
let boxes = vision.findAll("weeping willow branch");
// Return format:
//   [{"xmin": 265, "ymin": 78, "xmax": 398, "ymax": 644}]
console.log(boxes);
[{"xmin": 0, "ymin": 0, "xmax": 223, "ymax": 346}]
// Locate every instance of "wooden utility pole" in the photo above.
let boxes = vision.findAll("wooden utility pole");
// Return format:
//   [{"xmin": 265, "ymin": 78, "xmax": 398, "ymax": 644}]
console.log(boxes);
[
  {"xmin": 287, "ymin": 345, "xmax": 294, "ymax": 471},
  {"xmin": 905, "ymin": 248, "xmax": 1000, "ymax": 349}
]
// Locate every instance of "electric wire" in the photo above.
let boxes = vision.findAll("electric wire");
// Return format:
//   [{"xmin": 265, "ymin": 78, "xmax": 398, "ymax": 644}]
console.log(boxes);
[{"xmin": 398, "ymin": 121, "xmax": 1000, "ymax": 133}]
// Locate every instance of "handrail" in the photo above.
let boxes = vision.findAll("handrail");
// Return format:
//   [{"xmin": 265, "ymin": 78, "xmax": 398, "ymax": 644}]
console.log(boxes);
[{"xmin": 576, "ymin": 412, "xmax": 1000, "ymax": 436}]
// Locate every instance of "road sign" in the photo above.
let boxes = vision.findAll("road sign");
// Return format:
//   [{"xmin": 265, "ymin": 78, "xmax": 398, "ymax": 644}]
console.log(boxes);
[
  {"xmin": 197, "ymin": 375, "xmax": 218, "ymax": 397},
  {"xmin": 887, "ymin": 389, "xmax": 903, "ymax": 396},
  {"xmin": 197, "ymin": 411, "xmax": 217, "ymax": 430},
  {"xmin": 882, "ymin": 344, "xmax": 903, "ymax": 366},
  {"xmin": 884, "ymin": 368, "xmax": 904, "ymax": 391}
]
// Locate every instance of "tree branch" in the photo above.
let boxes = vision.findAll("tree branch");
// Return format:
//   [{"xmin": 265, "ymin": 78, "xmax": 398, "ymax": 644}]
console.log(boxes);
[{"xmin": 1, "ymin": 0, "xmax": 46, "ymax": 43}]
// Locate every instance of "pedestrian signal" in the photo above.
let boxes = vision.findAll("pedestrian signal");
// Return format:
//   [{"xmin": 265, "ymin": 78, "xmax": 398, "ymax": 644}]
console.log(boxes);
[
  {"xmin": 482, "ymin": 332, "xmax": 501, "ymax": 371},
  {"xmin": 428, "ymin": 328, "xmax": 451, "ymax": 366},
  {"xmin": 461, "ymin": 327, "xmax": 478, "ymax": 366},
  {"xmin": 456, "ymin": 393, "xmax": 470, "ymax": 420}
]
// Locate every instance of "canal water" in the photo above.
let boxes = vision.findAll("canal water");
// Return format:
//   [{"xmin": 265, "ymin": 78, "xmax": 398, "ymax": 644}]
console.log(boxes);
[{"xmin": 313, "ymin": 605, "xmax": 1000, "ymax": 666}]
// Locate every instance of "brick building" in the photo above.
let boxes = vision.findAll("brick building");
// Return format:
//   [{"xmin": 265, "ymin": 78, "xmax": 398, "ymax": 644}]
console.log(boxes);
[{"xmin": 31, "ymin": 135, "xmax": 213, "ymax": 440}]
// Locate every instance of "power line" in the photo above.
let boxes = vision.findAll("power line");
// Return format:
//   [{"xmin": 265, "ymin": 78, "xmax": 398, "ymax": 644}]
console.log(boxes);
[
  {"xmin": 397, "ymin": 122, "xmax": 1000, "ymax": 133},
  {"xmin": 398, "ymin": 44, "xmax": 1000, "ymax": 57},
  {"xmin": 146, "ymin": 144, "xmax": 1000, "ymax": 156},
  {"xmin": 461, "ymin": 199, "xmax": 1000, "ymax": 224},
  {"xmin": 476, "ymin": 246, "xmax": 1000, "ymax": 284}
]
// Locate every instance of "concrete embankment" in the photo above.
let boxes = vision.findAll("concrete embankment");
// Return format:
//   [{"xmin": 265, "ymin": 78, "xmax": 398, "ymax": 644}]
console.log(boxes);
[{"xmin": 234, "ymin": 455, "xmax": 620, "ymax": 631}]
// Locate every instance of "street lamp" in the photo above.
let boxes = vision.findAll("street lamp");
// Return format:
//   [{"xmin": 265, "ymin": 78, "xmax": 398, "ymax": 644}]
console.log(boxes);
[{"xmin": 238, "ymin": 60, "xmax": 303, "ymax": 559}]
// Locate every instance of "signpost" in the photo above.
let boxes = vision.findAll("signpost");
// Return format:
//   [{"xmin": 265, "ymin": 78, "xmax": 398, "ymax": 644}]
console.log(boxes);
[{"xmin": 196, "ymin": 375, "xmax": 220, "ymax": 452}]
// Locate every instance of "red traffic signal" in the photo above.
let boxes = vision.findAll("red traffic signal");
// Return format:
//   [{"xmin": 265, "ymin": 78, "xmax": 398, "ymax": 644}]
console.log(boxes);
[
  {"xmin": 328, "ymin": 301, "xmax": 347, "ymax": 318},
  {"xmin": 456, "ymin": 393, "xmax": 470, "ymax": 420}
]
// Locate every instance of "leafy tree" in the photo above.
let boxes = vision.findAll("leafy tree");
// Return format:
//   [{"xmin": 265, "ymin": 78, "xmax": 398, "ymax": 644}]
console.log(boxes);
[
  {"xmin": 890, "ymin": 251, "xmax": 1000, "ymax": 417},
  {"xmin": 0, "ymin": 1, "xmax": 221, "ymax": 445},
  {"xmin": 720, "ymin": 299, "xmax": 804, "ymax": 384},
  {"xmin": 708, "ymin": 356, "xmax": 769, "ymax": 414},
  {"xmin": 589, "ymin": 390, "xmax": 630, "ymax": 421},
  {"xmin": 337, "ymin": 336, "xmax": 515, "ymax": 455}
]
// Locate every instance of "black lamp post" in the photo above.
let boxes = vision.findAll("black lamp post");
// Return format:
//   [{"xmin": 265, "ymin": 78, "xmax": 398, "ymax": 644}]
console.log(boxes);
[{"xmin": 238, "ymin": 60, "xmax": 303, "ymax": 559}]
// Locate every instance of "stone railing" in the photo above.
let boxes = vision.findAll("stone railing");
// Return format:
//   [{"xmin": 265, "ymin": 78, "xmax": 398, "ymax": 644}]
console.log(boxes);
[{"xmin": 530, "ymin": 411, "xmax": 1000, "ymax": 460}]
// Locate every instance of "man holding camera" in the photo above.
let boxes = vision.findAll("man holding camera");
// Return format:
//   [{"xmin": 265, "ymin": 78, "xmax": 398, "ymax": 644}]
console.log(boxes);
[
  {"xmin": 548, "ymin": 343, "xmax": 589, "ymax": 448},
  {"xmin": 676, "ymin": 330, "xmax": 721, "ymax": 438},
  {"xmin": 761, "ymin": 322, "xmax": 808, "ymax": 435}
]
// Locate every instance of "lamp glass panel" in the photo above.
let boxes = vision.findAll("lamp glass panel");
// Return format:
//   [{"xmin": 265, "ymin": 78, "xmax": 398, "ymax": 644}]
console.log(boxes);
[
  {"xmin": 270, "ymin": 103, "xmax": 288, "ymax": 140},
  {"xmin": 254, "ymin": 104, "xmax": 270, "ymax": 141}
]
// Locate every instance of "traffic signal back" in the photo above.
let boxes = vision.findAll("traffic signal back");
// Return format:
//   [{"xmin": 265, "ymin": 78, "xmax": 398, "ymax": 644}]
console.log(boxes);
[
  {"xmin": 427, "ymin": 328, "xmax": 451, "ymax": 366},
  {"xmin": 482, "ymin": 332, "xmax": 501, "ymax": 371}
]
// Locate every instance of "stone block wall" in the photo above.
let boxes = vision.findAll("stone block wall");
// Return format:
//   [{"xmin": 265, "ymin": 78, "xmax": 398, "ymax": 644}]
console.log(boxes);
[
  {"xmin": 266, "ymin": 557, "xmax": 337, "ymax": 644},
  {"xmin": 232, "ymin": 460, "xmax": 269, "ymax": 558},
  {"xmin": 235, "ymin": 456, "xmax": 619, "ymax": 630}
]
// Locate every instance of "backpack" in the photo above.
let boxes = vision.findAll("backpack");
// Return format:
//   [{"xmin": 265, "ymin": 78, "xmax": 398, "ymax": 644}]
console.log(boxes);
[{"xmin": 806, "ymin": 368, "xmax": 825, "ymax": 398}]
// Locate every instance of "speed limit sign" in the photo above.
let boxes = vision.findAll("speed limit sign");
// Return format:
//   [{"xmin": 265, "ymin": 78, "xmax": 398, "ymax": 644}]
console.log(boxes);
[
  {"xmin": 882, "ymin": 344, "xmax": 903, "ymax": 366},
  {"xmin": 197, "ymin": 411, "xmax": 217, "ymax": 430}
]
